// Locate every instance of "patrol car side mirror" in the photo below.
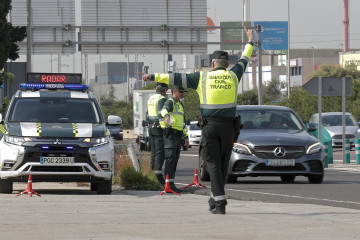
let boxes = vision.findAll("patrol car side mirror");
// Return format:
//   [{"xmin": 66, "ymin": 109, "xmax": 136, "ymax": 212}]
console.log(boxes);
[
  {"xmin": 107, "ymin": 115, "xmax": 122, "ymax": 125},
  {"xmin": 185, "ymin": 119, "xmax": 190, "ymax": 125}
]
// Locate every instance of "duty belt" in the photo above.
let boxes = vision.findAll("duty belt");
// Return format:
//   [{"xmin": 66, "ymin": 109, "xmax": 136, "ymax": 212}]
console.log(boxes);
[
  {"xmin": 168, "ymin": 128, "xmax": 183, "ymax": 136},
  {"xmin": 149, "ymin": 121, "xmax": 161, "ymax": 128},
  {"xmin": 205, "ymin": 116, "xmax": 234, "ymax": 123}
]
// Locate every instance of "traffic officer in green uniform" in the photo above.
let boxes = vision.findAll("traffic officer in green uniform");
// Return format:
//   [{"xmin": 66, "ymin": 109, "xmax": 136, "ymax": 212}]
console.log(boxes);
[
  {"xmin": 161, "ymin": 85, "xmax": 189, "ymax": 193},
  {"xmin": 143, "ymin": 27, "xmax": 254, "ymax": 214},
  {"xmin": 147, "ymin": 82, "xmax": 168, "ymax": 184}
]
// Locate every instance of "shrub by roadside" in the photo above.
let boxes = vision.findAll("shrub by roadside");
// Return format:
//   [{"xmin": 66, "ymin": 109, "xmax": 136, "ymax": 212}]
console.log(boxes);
[{"xmin": 114, "ymin": 150, "xmax": 162, "ymax": 191}]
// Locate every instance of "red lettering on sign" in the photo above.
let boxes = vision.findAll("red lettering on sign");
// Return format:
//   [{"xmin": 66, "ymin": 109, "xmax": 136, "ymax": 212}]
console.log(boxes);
[{"xmin": 41, "ymin": 75, "xmax": 67, "ymax": 83}]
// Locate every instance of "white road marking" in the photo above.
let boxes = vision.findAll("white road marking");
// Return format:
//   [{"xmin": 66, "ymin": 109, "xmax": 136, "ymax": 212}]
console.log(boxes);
[
  {"xmin": 225, "ymin": 188, "xmax": 360, "ymax": 205},
  {"xmin": 180, "ymin": 154, "xmax": 199, "ymax": 157}
]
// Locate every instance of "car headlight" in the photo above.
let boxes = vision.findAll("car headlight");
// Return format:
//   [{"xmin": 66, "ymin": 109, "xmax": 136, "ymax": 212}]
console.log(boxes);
[
  {"xmin": 4, "ymin": 135, "xmax": 32, "ymax": 146},
  {"xmin": 83, "ymin": 136, "xmax": 109, "ymax": 146},
  {"xmin": 232, "ymin": 143, "xmax": 252, "ymax": 155},
  {"xmin": 306, "ymin": 142, "xmax": 322, "ymax": 154},
  {"xmin": 190, "ymin": 134, "xmax": 196, "ymax": 138}
]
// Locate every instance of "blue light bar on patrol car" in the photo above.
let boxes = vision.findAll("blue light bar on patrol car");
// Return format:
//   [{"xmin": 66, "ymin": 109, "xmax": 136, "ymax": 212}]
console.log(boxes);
[{"xmin": 20, "ymin": 83, "xmax": 89, "ymax": 91}]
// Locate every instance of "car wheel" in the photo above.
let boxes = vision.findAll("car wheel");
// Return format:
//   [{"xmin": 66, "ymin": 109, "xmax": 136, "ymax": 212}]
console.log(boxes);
[
  {"xmin": 0, "ymin": 179, "xmax": 13, "ymax": 194},
  {"xmin": 308, "ymin": 175, "xmax": 323, "ymax": 184},
  {"xmin": 280, "ymin": 176, "xmax": 296, "ymax": 183},
  {"xmin": 90, "ymin": 182, "xmax": 98, "ymax": 191},
  {"xmin": 199, "ymin": 148, "xmax": 210, "ymax": 181},
  {"xmin": 227, "ymin": 175, "xmax": 237, "ymax": 183},
  {"xmin": 96, "ymin": 179, "xmax": 112, "ymax": 194}
]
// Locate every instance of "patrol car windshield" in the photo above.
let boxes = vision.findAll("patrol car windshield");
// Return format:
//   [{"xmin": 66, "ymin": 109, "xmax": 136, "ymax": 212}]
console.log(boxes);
[{"xmin": 7, "ymin": 98, "xmax": 101, "ymax": 123}]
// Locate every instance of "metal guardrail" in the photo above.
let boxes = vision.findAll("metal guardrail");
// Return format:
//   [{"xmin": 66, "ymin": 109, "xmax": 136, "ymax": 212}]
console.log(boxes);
[{"xmin": 114, "ymin": 141, "xmax": 140, "ymax": 172}]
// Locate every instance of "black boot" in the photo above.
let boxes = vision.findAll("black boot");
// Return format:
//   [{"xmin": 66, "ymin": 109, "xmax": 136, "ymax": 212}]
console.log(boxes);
[
  {"xmin": 170, "ymin": 183, "xmax": 183, "ymax": 194},
  {"xmin": 208, "ymin": 198, "xmax": 215, "ymax": 212},
  {"xmin": 156, "ymin": 174, "xmax": 165, "ymax": 185},
  {"xmin": 211, "ymin": 200, "xmax": 227, "ymax": 215}
]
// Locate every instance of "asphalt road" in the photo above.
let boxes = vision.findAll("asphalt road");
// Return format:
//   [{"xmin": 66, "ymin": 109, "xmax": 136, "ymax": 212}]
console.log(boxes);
[{"xmin": 176, "ymin": 145, "xmax": 360, "ymax": 210}]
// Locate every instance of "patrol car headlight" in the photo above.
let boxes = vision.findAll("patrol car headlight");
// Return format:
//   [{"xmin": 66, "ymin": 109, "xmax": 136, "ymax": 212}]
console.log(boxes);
[
  {"xmin": 83, "ymin": 137, "xmax": 109, "ymax": 146},
  {"xmin": 232, "ymin": 143, "xmax": 252, "ymax": 155},
  {"xmin": 306, "ymin": 142, "xmax": 322, "ymax": 154},
  {"xmin": 4, "ymin": 135, "xmax": 32, "ymax": 145}
]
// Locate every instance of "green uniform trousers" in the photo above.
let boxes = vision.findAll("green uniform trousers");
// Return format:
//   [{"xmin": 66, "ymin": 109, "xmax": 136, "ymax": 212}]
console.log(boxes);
[
  {"xmin": 148, "ymin": 125, "xmax": 165, "ymax": 173},
  {"xmin": 202, "ymin": 119, "xmax": 235, "ymax": 206},
  {"xmin": 163, "ymin": 132, "xmax": 181, "ymax": 181}
]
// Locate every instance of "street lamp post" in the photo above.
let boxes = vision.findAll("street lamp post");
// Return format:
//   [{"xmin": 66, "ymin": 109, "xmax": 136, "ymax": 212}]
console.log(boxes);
[{"xmin": 312, "ymin": 46, "xmax": 316, "ymax": 70}]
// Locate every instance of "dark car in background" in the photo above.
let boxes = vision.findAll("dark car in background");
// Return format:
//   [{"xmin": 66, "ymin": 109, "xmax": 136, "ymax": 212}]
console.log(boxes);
[
  {"xmin": 199, "ymin": 105, "xmax": 324, "ymax": 184},
  {"xmin": 108, "ymin": 125, "xmax": 123, "ymax": 140}
]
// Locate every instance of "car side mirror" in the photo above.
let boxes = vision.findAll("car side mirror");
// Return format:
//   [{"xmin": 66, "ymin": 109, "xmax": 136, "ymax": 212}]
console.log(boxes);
[
  {"xmin": 186, "ymin": 119, "xmax": 190, "ymax": 125},
  {"xmin": 107, "ymin": 115, "xmax": 122, "ymax": 125},
  {"xmin": 307, "ymin": 123, "xmax": 317, "ymax": 132}
]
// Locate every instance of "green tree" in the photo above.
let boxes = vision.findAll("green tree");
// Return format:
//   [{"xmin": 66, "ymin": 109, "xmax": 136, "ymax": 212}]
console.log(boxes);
[
  {"xmin": 0, "ymin": 0, "xmax": 26, "ymax": 83},
  {"xmin": 262, "ymin": 78, "xmax": 286, "ymax": 104},
  {"xmin": 280, "ymin": 65, "xmax": 360, "ymax": 123},
  {"xmin": 237, "ymin": 89, "xmax": 258, "ymax": 105}
]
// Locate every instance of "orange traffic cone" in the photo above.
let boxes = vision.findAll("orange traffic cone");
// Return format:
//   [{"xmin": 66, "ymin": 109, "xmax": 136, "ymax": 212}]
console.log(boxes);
[
  {"xmin": 183, "ymin": 168, "xmax": 206, "ymax": 189},
  {"xmin": 160, "ymin": 174, "xmax": 181, "ymax": 196},
  {"xmin": 16, "ymin": 175, "xmax": 41, "ymax": 197}
]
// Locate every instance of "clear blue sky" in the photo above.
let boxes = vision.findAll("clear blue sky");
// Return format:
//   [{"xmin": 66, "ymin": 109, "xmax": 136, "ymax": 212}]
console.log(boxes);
[{"xmin": 208, "ymin": 0, "xmax": 360, "ymax": 49}]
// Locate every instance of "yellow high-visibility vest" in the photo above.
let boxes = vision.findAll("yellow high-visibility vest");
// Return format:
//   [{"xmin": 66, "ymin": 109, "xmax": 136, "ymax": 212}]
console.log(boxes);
[
  {"xmin": 196, "ymin": 70, "xmax": 238, "ymax": 110},
  {"xmin": 147, "ymin": 93, "xmax": 166, "ymax": 127}
]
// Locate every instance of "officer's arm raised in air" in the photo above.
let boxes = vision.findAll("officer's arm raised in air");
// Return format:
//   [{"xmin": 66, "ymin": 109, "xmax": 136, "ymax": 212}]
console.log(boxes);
[{"xmin": 141, "ymin": 27, "xmax": 254, "ymax": 89}]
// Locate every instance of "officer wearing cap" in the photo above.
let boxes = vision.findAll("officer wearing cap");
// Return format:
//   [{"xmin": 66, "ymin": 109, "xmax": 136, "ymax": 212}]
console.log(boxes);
[
  {"xmin": 143, "ymin": 27, "xmax": 254, "ymax": 214},
  {"xmin": 160, "ymin": 85, "xmax": 189, "ymax": 193},
  {"xmin": 146, "ymin": 82, "xmax": 168, "ymax": 184}
]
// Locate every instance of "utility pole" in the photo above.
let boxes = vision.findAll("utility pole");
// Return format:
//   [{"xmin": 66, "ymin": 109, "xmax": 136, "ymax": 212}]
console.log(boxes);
[
  {"xmin": 26, "ymin": 0, "xmax": 32, "ymax": 73},
  {"xmin": 287, "ymin": 0, "xmax": 291, "ymax": 98}
]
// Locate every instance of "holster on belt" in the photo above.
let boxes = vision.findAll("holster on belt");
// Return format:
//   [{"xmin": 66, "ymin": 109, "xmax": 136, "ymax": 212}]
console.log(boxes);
[
  {"xmin": 197, "ymin": 116, "xmax": 208, "ymax": 129},
  {"xmin": 234, "ymin": 115, "xmax": 243, "ymax": 142},
  {"xmin": 164, "ymin": 127, "xmax": 170, "ymax": 137}
]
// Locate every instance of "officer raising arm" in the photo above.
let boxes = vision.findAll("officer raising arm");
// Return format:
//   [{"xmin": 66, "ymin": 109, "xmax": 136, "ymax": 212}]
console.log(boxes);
[{"xmin": 143, "ymin": 27, "xmax": 254, "ymax": 214}]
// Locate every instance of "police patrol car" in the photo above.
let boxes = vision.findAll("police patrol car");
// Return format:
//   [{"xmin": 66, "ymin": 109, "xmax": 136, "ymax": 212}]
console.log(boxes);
[{"xmin": 0, "ymin": 73, "xmax": 120, "ymax": 194}]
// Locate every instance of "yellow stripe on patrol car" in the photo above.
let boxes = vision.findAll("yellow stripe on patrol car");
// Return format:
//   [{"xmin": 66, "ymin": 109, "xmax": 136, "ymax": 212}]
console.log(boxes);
[
  {"xmin": 36, "ymin": 122, "xmax": 42, "ymax": 136},
  {"xmin": 72, "ymin": 123, "xmax": 79, "ymax": 137},
  {"xmin": 0, "ymin": 124, "xmax": 6, "ymax": 134}
]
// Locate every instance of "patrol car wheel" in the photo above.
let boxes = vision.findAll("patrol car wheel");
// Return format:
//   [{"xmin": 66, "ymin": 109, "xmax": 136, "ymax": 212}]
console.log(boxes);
[
  {"xmin": 90, "ymin": 183, "xmax": 98, "ymax": 191},
  {"xmin": 0, "ymin": 179, "xmax": 13, "ymax": 194},
  {"xmin": 96, "ymin": 179, "xmax": 112, "ymax": 194},
  {"xmin": 199, "ymin": 148, "xmax": 210, "ymax": 181}
]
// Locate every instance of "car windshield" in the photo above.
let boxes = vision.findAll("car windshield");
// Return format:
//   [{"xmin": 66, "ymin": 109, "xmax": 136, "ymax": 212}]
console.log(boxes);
[
  {"xmin": 238, "ymin": 109, "xmax": 303, "ymax": 132},
  {"xmin": 190, "ymin": 123, "xmax": 200, "ymax": 131},
  {"xmin": 322, "ymin": 115, "xmax": 357, "ymax": 126},
  {"xmin": 7, "ymin": 98, "xmax": 101, "ymax": 123}
]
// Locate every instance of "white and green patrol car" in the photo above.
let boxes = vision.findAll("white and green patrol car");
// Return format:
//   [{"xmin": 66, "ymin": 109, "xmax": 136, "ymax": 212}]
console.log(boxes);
[{"xmin": 0, "ymin": 73, "xmax": 120, "ymax": 194}]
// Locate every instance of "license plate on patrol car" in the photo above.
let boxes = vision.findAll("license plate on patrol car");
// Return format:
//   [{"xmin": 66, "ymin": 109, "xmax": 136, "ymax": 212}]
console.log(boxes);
[
  {"xmin": 40, "ymin": 157, "xmax": 74, "ymax": 165},
  {"xmin": 266, "ymin": 159, "xmax": 295, "ymax": 166}
]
